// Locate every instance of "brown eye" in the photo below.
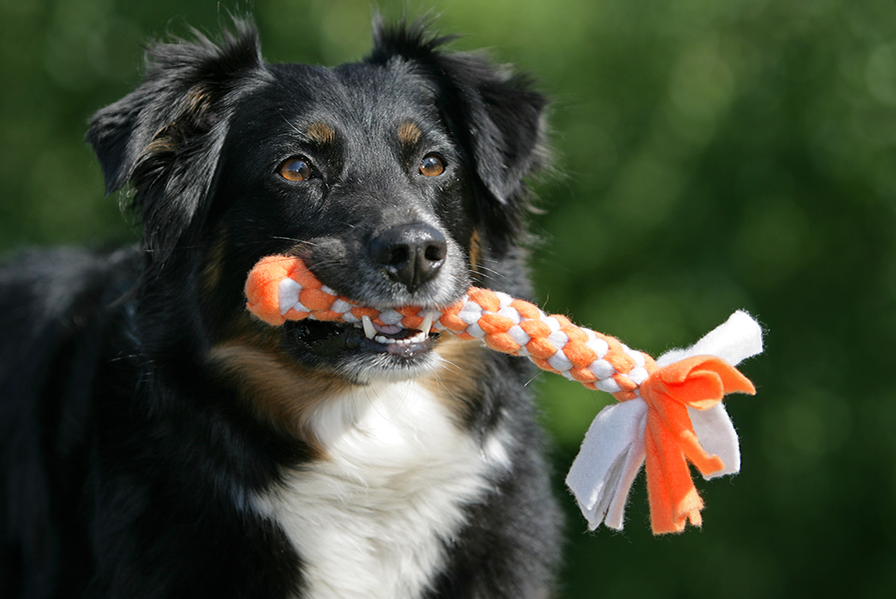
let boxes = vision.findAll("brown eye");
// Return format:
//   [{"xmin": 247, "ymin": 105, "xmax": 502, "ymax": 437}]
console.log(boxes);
[
  {"xmin": 279, "ymin": 157, "xmax": 313, "ymax": 182},
  {"xmin": 420, "ymin": 154, "xmax": 445, "ymax": 177}
]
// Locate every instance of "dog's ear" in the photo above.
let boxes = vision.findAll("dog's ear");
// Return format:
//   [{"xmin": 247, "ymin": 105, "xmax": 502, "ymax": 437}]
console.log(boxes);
[
  {"xmin": 87, "ymin": 18, "xmax": 267, "ymax": 272},
  {"xmin": 368, "ymin": 19, "xmax": 549, "ymax": 254}
]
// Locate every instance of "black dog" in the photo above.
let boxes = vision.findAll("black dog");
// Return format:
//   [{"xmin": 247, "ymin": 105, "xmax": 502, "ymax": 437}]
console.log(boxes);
[{"xmin": 0, "ymin": 17, "xmax": 562, "ymax": 598}]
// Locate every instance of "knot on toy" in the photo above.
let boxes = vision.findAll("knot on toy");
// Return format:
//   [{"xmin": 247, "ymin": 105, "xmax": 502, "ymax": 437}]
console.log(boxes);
[
  {"xmin": 243, "ymin": 255, "xmax": 764, "ymax": 535},
  {"xmin": 639, "ymin": 356, "xmax": 756, "ymax": 534}
]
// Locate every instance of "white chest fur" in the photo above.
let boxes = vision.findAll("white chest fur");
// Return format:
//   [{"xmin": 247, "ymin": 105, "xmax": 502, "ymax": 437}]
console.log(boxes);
[{"xmin": 252, "ymin": 381, "xmax": 507, "ymax": 599}]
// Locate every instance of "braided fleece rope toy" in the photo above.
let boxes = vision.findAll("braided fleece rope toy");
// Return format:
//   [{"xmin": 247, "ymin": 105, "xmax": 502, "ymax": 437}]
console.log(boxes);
[{"xmin": 244, "ymin": 255, "xmax": 764, "ymax": 534}]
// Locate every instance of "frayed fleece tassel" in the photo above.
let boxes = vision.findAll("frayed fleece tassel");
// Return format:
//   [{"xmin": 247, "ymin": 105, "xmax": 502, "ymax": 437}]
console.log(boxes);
[
  {"xmin": 565, "ymin": 311, "xmax": 763, "ymax": 533},
  {"xmin": 244, "ymin": 256, "xmax": 764, "ymax": 535}
]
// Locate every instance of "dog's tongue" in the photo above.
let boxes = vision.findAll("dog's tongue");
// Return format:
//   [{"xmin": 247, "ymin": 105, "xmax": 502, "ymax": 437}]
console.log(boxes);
[{"xmin": 374, "ymin": 322, "xmax": 402, "ymax": 335}]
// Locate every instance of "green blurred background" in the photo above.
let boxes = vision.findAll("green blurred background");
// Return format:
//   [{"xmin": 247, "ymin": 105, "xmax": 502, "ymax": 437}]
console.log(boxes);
[{"xmin": 2, "ymin": 0, "xmax": 894, "ymax": 596}]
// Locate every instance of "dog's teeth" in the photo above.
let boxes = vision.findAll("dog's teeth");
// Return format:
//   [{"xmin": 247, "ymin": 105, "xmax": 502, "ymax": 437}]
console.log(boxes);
[
  {"xmin": 420, "ymin": 312, "xmax": 434, "ymax": 337},
  {"xmin": 361, "ymin": 314, "xmax": 433, "ymax": 346},
  {"xmin": 362, "ymin": 315, "xmax": 377, "ymax": 339}
]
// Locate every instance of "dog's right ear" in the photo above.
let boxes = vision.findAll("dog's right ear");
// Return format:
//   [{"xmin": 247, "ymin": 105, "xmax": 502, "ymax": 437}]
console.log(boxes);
[
  {"xmin": 87, "ymin": 18, "xmax": 269, "ymax": 271},
  {"xmin": 88, "ymin": 19, "xmax": 265, "ymax": 194}
]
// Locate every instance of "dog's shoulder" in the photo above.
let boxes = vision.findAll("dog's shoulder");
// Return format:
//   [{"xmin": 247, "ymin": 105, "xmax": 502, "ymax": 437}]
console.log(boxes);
[{"xmin": 0, "ymin": 246, "xmax": 138, "ymax": 372}]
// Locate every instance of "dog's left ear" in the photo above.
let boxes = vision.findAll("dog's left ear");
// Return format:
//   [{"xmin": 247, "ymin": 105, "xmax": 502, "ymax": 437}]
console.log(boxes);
[
  {"xmin": 368, "ymin": 20, "xmax": 549, "ymax": 253},
  {"xmin": 87, "ymin": 18, "xmax": 267, "ymax": 273}
]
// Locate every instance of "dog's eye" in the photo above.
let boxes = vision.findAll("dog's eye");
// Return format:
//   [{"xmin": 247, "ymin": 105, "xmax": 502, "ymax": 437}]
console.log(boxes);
[
  {"xmin": 419, "ymin": 154, "xmax": 445, "ymax": 177},
  {"xmin": 279, "ymin": 157, "xmax": 313, "ymax": 182}
]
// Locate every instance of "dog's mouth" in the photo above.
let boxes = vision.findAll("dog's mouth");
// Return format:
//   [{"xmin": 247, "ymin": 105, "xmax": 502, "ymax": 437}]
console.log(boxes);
[
  {"xmin": 284, "ymin": 313, "xmax": 440, "ymax": 363},
  {"xmin": 267, "ymin": 256, "xmax": 459, "ymax": 380},
  {"xmin": 358, "ymin": 315, "xmax": 437, "ymax": 354}
]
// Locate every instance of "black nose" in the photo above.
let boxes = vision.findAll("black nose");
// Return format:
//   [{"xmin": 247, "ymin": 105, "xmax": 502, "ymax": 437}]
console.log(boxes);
[{"xmin": 369, "ymin": 223, "xmax": 447, "ymax": 293}]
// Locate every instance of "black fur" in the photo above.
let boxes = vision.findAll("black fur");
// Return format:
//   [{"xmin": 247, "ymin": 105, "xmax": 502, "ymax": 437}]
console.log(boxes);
[{"xmin": 0, "ymin": 17, "xmax": 561, "ymax": 598}]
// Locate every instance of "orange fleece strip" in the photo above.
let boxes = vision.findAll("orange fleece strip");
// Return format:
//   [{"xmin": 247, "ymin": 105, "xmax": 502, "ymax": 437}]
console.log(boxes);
[{"xmin": 639, "ymin": 356, "xmax": 756, "ymax": 533}]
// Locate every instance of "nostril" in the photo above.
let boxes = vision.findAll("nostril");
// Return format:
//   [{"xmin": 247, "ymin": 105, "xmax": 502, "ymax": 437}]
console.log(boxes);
[
  {"xmin": 423, "ymin": 242, "xmax": 446, "ymax": 263},
  {"xmin": 387, "ymin": 246, "xmax": 409, "ymax": 268}
]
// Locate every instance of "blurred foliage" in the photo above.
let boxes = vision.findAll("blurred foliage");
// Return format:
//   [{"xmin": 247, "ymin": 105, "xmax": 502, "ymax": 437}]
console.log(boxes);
[{"xmin": 2, "ymin": 0, "xmax": 896, "ymax": 596}]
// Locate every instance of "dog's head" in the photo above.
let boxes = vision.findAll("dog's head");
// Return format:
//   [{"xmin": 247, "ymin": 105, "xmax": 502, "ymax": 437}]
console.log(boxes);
[{"xmin": 88, "ymin": 18, "xmax": 547, "ymax": 383}]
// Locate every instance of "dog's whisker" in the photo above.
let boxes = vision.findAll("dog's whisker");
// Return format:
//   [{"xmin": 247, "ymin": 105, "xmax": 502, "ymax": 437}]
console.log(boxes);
[
  {"xmin": 267, "ymin": 237, "xmax": 320, "ymax": 247},
  {"xmin": 473, "ymin": 265, "xmax": 512, "ymax": 286},
  {"xmin": 435, "ymin": 357, "xmax": 464, "ymax": 377},
  {"xmin": 277, "ymin": 108, "xmax": 304, "ymax": 137}
]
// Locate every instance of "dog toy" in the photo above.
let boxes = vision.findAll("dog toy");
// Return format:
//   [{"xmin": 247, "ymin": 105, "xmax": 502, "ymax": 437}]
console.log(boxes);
[{"xmin": 244, "ymin": 255, "xmax": 764, "ymax": 535}]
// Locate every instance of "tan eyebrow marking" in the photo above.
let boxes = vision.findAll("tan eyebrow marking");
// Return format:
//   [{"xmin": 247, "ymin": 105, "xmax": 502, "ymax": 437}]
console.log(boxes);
[
  {"xmin": 305, "ymin": 122, "xmax": 336, "ymax": 145},
  {"xmin": 397, "ymin": 121, "xmax": 423, "ymax": 146}
]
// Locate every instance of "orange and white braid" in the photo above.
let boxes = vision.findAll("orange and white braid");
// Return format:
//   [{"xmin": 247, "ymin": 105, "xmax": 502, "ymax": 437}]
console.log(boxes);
[
  {"xmin": 244, "ymin": 254, "xmax": 764, "ymax": 535},
  {"xmin": 245, "ymin": 256, "xmax": 654, "ymax": 400}
]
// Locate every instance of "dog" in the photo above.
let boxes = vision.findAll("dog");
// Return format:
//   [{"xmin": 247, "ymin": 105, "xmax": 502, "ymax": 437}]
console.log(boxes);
[{"xmin": 0, "ymin": 16, "xmax": 562, "ymax": 599}]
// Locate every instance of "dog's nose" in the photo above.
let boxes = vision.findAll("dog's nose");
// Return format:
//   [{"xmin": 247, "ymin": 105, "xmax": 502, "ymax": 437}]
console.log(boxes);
[{"xmin": 369, "ymin": 223, "xmax": 447, "ymax": 293}]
